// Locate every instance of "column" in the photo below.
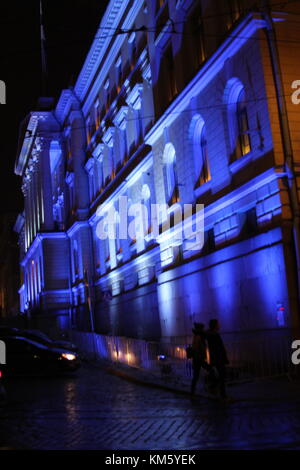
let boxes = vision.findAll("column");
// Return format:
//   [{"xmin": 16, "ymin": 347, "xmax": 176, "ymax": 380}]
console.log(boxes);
[
  {"xmin": 113, "ymin": 106, "xmax": 129, "ymax": 164},
  {"xmin": 38, "ymin": 137, "xmax": 54, "ymax": 231},
  {"xmin": 27, "ymin": 176, "xmax": 33, "ymax": 245},
  {"xmin": 32, "ymin": 151, "xmax": 41, "ymax": 232},
  {"xmin": 70, "ymin": 111, "xmax": 90, "ymax": 214}
]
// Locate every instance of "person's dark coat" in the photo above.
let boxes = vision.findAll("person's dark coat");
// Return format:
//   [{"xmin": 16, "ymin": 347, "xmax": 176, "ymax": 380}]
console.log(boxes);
[
  {"xmin": 206, "ymin": 331, "xmax": 229, "ymax": 366},
  {"xmin": 192, "ymin": 333, "xmax": 207, "ymax": 362},
  {"xmin": 191, "ymin": 323, "xmax": 207, "ymax": 362}
]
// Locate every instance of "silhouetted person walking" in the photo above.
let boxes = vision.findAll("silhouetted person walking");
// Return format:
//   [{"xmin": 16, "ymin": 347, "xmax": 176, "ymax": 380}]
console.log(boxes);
[
  {"xmin": 190, "ymin": 323, "xmax": 211, "ymax": 396},
  {"xmin": 206, "ymin": 319, "xmax": 229, "ymax": 400}
]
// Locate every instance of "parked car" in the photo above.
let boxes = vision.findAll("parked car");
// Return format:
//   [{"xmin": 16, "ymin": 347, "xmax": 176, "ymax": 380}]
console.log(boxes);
[
  {"xmin": 0, "ymin": 336, "xmax": 81, "ymax": 376},
  {"xmin": 0, "ymin": 327, "xmax": 78, "ymax": 352},
  {"xmin": 0, "ymin": 326, "xmax": 22, "ymax": 337},
  {"xmin": 20, "ymin": 329, "xmax": 78, "ymax": 353}
]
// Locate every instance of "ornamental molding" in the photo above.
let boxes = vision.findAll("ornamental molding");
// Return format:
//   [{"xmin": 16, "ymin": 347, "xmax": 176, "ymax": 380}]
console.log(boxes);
[
  {"xmin": 55, "ymin": 89, "xmax": 74, "ymax": 124},
  {"xmin": 92, "ymin": 143, "xmax": 105, "ymax": 160},
  {"xmin": 113, "ymin": 106, "xmax": 129, "ymax": 130},
  {"xmin": 139, "ymin": 49, "xmax": 152, "ymax": 84},
  {"xmin": 75, "ymin": 0, "xmax": 127, "ymax": 101},
  {"xmin": 84, "ymin": 156, "xmax": 95, "ymax": 172},
  {"xmin": 80, "ymin": 0, "xmax": 143, "ymax": 115},
  {"xmin": 126, "ymin": 83, "xmax": 144, "ymax": 110},
  {"xmin": 102, "ymin": 126, "xmax": 116, "ymax": 147}
]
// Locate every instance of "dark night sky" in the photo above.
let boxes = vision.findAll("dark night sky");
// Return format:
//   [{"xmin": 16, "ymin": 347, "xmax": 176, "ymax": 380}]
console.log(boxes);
[{"xmin": 0, "ymin": 0, "xmax": 109, "ymax": 215}]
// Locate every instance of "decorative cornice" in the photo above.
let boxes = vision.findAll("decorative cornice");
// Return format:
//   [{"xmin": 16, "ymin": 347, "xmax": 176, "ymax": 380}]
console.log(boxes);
[
  {"xmin": 80, "ymin": 0, "xmax": 143, "ymax": 115},
  {"xmin": 15, "ymin": 114, "xmax": 39, "ymax": 176},
  {"xmin": 55, "ymin": 89, "xmax": 74, "ymax": 124},
  {"xmin": 15, "ymin": 113, "xmax": 60, "ymax": 177},
  {"xmin": 74, "ymin": 0, "xmax": 127, "ymax": 102}
]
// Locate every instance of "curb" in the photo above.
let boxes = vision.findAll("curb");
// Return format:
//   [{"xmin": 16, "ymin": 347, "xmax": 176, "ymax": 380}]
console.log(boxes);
[
  {"xmin": 106, "ymin": 366, "xmax": 193, "ymax": 396},
  {"xmin": 89, "ymin": 359, "xmax": 222, "ymax": 401}
]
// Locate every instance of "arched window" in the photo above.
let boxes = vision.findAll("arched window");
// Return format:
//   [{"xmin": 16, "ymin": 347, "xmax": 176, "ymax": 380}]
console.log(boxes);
[
  {"xmin": 224, "ymin": 78, "xmax": 251, "ymax": 161},
  {"xmin": 236, "ymin": 89, "xmax": 251, "ymax": 157},
  {"xmin": 191, "ymin": 115, "xmax": 211, "ymax": 187},
  {"xmin": 163, "ymin": 143, "xmax": 178, "ymax": 204}
]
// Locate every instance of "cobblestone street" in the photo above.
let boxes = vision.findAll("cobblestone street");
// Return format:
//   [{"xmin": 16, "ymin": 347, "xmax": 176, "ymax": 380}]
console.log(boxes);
[{"xmin": 1, "ymin": 363, "xmax": 300, "ymax": 450}]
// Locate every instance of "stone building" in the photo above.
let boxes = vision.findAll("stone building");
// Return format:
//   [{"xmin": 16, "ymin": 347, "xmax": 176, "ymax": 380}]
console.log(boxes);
[{"xmin": 15, "ymin": 0, "xmax": 300, "ymax": 357}]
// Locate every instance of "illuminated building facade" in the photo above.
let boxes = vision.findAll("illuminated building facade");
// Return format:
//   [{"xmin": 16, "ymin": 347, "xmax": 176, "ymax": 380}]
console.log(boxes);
[{"xmin": 15, "ymin": 0, "xmax": 300, "ymax": 351}]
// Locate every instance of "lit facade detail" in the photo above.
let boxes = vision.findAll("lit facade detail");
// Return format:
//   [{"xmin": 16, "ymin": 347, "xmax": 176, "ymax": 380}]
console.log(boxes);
[{"xmin": 14, "ymin": 1, "xmax": 300, "ymax": 352}]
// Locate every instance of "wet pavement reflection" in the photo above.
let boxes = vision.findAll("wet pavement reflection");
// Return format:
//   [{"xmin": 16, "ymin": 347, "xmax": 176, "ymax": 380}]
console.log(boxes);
[{"xmin": 0, "ymin": 363, "xmax": 300, "ymax": 450}]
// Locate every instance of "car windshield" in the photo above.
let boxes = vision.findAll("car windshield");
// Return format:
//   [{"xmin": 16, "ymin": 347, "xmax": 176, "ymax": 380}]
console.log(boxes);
[
  {"xmin": 25, "ymin": 330, "xmax": 52, "ymax": 342},
  {"xmin": 16, "ymin": 332, "xmax": 51, "ymax": 346},
  {"xmin": 6, "ymin": 336, "xmax": 49, "ymax": 351}
]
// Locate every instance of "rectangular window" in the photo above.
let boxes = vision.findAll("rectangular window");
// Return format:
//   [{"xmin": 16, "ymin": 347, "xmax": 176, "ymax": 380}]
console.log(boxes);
[
  {"xmin": 245, "ymin": 208, "xmax": 257, "ymax": 235},
  {"xmin": 89, "ymin": 170, "xmax": 95, "ymax": 202},
  {"xmin": 94, "ymin": 100, "xmax": 100, "ymax": 129},
  {"xmin": 203, "ymin": 228, "xmax": 215, "ymax": 253},
  {"xmin": 104, "ymin": 78, "xmax": 110, "ymax": 112},
  {"xmin": 155, "ymin": 1, "xmax": 169, "ymax": 37},
  {"xmin": 155, "ymin": 0, "xmax": 165, "ymax": 15},
  {"xmin": 128, "ymin": 33, "xmax": 137, "ymax": 70},
  {"xmin": 228, "ymin": 0, "xmax": 243, "ymax": 28},
  {"xmin": 69, "ymin": 182, "xmax": 74, "ymax": 212},
  {"xmin": 165, "ymin": 45, "xmax": 177, "ymax": 102},
  {"xmin": 194, "ymin": 12, "xmax": 205, "ymax": 66},
  {"xmin": 115, "ymin": 56, "xmax": 122, "ymax": 92},
  {"xmin": 86, "ymin": 117, "xmax": 92, "ymax": 144}
]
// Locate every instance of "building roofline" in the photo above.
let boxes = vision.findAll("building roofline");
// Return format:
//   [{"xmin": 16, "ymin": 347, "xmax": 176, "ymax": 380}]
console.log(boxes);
[{"xmin": 74, "ymin": 0, "xmax": 128, "ymax": 102}]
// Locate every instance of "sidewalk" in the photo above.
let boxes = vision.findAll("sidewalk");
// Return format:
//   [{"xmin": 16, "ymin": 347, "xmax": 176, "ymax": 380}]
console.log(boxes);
[{"xmin": 90, "ymin": 356, "xmax": 300, "ymax": 404}]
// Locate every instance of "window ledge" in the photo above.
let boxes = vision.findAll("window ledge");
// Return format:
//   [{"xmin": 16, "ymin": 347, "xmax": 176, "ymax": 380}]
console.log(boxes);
[
  {"xmin": 194, "ymin": 180, "xmax": 212, "ymax": 199},
  {"xmin": 229, "ymin": 151, "xmax": 254, "ymax": 174}
]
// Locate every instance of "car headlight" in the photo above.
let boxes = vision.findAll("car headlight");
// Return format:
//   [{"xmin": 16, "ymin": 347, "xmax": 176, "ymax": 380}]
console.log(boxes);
[{"xmin": 61, "ymin": 353, "xmax": 76, "ymax": 361}]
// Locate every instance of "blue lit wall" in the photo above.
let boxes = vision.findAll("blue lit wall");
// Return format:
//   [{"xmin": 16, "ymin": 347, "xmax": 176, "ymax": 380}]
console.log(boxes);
[
  {"xmin": 15, "ymin": 1, "xmax": 300, "ymax": 354},
  {"xmin": 157, "ymin": 228, "xmax": 291, "ymax": 341}
]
